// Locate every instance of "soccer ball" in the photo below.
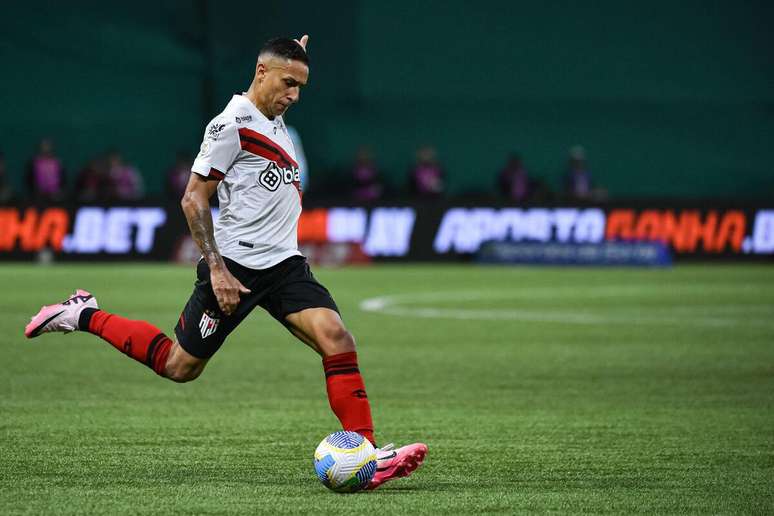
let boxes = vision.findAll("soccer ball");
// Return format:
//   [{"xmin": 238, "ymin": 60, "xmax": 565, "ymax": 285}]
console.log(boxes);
[{"xmin": 313, "ymin": 431, "xmax": 377, "ymax": 493}]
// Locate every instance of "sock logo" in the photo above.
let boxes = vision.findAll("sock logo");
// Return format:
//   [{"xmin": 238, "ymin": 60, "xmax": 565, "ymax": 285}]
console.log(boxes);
[
  {"xmin": 123, "ymin": 337, "xmax": 132, "ymax": 354},
  {"xmin": 199, "ymin": 311, "xmax": 220, "ymax": 339},
  {"xmin": 352, "ymin": 389, "xmax": 368, "ymax": 399}
]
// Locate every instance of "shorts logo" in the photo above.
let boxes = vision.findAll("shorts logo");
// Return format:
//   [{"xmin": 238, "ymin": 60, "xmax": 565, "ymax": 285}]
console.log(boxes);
[
  {"xmin": 258, "ymin": 163, "xmax": 301, "ymax": 192},
  {"xmin": 199, "ymin": 311, "xmax": 220, "ymax": 338}
]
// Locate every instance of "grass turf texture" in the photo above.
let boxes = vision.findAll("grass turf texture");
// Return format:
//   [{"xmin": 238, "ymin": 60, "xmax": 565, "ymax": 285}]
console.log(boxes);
[{"xmin": 1, "ymin": 263, "xmax": 773, "ymax": 514}]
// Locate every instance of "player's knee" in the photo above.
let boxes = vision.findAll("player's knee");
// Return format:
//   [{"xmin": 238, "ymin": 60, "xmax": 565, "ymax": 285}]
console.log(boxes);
[
  {"xmin": 319, "ymin": 322, "xmax": 356, "ymax": 356},
  {"xmin": 164, "ymin": 355, "xmax": 206, "ymax": 383},
  {"xmin": 163, "ymin": 342, "xmax": 207, "ymax": 383},
  {"xmin": 166, "ymin": 364, "xmax": 203, "ymax": 383}
]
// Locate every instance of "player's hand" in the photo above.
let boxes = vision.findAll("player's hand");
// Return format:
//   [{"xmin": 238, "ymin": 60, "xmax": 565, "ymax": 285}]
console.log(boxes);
[
  {"xmin": 210, "ymin": 267, "xmax": 251, "ymax": 316},
  {"xmin": 294, "ymin": 34, "xmax": 309, "ymax": 51}
]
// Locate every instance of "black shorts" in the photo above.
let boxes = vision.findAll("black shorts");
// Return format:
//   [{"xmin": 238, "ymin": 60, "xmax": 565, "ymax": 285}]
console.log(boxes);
[{"xmin": 174, "ymin": 255, "xmax": 339, "ymax": 359}]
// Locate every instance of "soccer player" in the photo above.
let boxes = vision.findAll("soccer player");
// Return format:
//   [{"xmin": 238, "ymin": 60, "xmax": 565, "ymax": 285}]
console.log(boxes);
[{"xmin": 24, "ymin": 35, "xmax": 427, "ymax": 490}]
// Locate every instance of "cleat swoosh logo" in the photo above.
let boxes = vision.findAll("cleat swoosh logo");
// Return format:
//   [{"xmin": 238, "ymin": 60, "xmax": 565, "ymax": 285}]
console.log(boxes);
[
  {"xmin": 29, "ymin": 310, "xmax": 65, "ymax": 337},
  {"xmin": 377, "ymin": 451, "xmax": 397, "ymax": 462}
]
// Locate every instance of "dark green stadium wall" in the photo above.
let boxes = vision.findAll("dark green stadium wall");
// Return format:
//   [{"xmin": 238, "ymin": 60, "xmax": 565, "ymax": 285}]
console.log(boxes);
[
  {"xmin": 0, "ymin": 2, "xmax": 205, "ymax": 195},
  {"xmin": 1, "ymin": 1, "xmax": 772, "ymax": 198}
]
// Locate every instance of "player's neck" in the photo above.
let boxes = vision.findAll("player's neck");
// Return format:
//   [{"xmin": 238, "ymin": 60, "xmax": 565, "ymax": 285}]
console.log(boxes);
[{"xmin": 244, "ymin": 85, "xmax": 275, "ymax": 120}]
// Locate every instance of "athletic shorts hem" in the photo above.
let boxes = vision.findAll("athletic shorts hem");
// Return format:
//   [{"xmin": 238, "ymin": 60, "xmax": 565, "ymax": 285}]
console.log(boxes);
[
  {"xmin": 174, "ymin": 326, "xmax": 213, "ymax": 360},
  {"xmin": 276, "ymin": 300, "xmax": 340, "ymax": 325},
  {"xmin": 173, "ymin": 255, "xmax": 338, "ymax": 359}
]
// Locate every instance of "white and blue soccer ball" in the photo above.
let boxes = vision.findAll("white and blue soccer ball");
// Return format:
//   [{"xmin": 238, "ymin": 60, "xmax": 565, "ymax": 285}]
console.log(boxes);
[{"xmin": 313, "ymin": 431, "xmax": 377, "ymax": 493}]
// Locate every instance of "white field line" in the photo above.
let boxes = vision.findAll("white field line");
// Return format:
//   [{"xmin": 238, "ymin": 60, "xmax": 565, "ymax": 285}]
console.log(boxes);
[{"xmin": 358, "ymin": 286, "xmax": 774, "ymax": 327}]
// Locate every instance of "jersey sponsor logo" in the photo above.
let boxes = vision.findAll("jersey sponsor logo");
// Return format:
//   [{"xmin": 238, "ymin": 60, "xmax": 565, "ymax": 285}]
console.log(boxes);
[
  {"xmin": 236, "ymin": 127, "xmax": 302, "ymax": 196},
  {"xmin": 235, "ymin": 115, "xmax": 252, "ymax": 123},
  {"xmin": 258, "ymin": 163, "xmax": 282, "ymax": 191},
  {"xmin": 207, "ymin": 122, "xmax": 226, "ymax": 140},
  {"xmin": 199, "ymin": 310, "xmax": 220, "ymax": 339},
  {"xmin": 258, "ymin": 163, "xmax": 301, "ymax": 192}
]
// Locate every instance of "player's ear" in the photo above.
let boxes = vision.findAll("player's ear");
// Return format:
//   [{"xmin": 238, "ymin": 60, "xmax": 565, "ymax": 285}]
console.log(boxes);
[{"xmin": 256, "ymin": 61, "xmax": 267, "ymax": 83}]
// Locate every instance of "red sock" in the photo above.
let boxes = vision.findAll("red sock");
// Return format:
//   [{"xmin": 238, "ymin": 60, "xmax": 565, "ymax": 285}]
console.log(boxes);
[
  {"xmin": 81, "ymin": 309, "xmax": 172, "ymax": 376},
  {"xmin": 323, "ymin": 351, "xmax": 376, "ymax": 446}
]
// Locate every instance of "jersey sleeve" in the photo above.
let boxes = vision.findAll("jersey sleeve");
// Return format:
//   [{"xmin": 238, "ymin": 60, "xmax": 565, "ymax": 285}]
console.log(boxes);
[{"xmin": 191, "ymin": 116, "xmax": 240, "ymax": 180}]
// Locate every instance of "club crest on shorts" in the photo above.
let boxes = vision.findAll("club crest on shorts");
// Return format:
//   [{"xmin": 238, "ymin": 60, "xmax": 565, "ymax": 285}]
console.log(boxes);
[{"xmin": 199, "ymin": 310, "xmax": 220, "ymax": 338}]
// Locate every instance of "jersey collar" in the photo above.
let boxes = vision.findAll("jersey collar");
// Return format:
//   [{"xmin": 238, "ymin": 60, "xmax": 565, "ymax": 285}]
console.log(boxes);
[{"xmin": 234, "ymin": 93, "xmax": 283, "ymax": 130}]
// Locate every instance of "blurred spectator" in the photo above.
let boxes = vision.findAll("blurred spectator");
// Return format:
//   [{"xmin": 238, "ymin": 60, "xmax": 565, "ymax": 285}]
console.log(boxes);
[
  {"xmin": 498, "ymin": 153, "xmax": 530, "ymax": 202},
  {"xmin": 409, "ymin": 145, "xmax": 445, "ymax": 198},
  {"xmin": 0, "ymin": 152, "xmax": 13, "ymax": 202},
  {"xmin": 27, "ymin": 138, "xmax": 65, "ymax": 201},
  {"xmin": 106, "ymin": 150, "xmax": 144, "ymax": 200},
  {"xmin": 565, "ymin": 145, "xmax": 592, "ymax": 200},
  {"xmin": 351, "ymin": 146, "xmax": 384, "ymax": 202},
  {"xmin": 74, "ymin": 156, "xmax": 110, "ymax": 202},
  {"xmin": 166, "ymin": 151, "xmax": 193, "ymax": 199}
]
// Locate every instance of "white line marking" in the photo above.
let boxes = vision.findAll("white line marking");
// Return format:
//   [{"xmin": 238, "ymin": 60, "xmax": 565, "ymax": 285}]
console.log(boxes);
[{"xmin": 358, "ymin": 285, "xmax": 774, "ymax": 327}]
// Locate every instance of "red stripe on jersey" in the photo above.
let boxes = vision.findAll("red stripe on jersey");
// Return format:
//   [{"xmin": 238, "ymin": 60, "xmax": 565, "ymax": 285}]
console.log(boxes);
[
  {"xmin": 208, "ymin": 168, "xmax": 225, "ymax": 180},
  {"xmin": 240, "ymin": 140, "xmax": 284, "ymax": 165},
  {"xmin": 238, "ymin": 127, "xmax": 298, "ymax": 168}
]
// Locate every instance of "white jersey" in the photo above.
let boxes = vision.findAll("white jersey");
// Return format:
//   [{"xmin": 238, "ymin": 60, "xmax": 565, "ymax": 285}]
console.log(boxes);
[{"xmin": 191, "ymin": 94, "xmax": 303, "ymax": 269}]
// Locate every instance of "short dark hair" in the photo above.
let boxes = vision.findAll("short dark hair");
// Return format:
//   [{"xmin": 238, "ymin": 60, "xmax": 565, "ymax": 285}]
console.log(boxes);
[{"xmin": 260, "ymin": 38, "xmax": 309, "ymax": 65}]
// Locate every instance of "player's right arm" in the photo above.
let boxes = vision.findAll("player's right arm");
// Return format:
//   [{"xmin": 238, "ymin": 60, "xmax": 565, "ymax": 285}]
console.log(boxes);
[
  {"xmin": 182, "ymin": 116, "xmax": 250, "ymax": 316},
  {"xmin": 181, "ymin": 174, "xmax": 250, "ymax": 316}
]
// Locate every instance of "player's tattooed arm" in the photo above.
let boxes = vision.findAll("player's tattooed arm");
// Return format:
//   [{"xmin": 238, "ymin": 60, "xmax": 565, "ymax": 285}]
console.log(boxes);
[
  {"xmin": 181, "ymin": 173, "xmax": 250, "ymax": 315},
  {"xmin": 181, "ymin": 173, "xmax": 222, "ymax": 268}
]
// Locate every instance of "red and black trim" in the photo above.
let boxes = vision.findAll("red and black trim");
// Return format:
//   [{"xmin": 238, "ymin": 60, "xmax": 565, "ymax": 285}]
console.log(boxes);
[
  {"xmin": 144, "ymin": 333, "xmax": 169, "ymax": 368},
  {"xmin": 322, "ymin": 351, "xmax": 361, "ymax": 378},
  {"xmin": 78, "ymin": 307, "xmax": 100, "ymax": 331},
  {"xmin": 238, "ymin": 127, "xmax": 302, "ymax": 198},
  {"xmin": 324, "ymin": 366, "xmax": 360, "ymax": 378},
  {"xmin": 208, "ymin": 167, "xmax": 225, "ymax": 180},
  {"xmin": 238, "ymin": 127, "xmax": 298, "ymax": 169}
]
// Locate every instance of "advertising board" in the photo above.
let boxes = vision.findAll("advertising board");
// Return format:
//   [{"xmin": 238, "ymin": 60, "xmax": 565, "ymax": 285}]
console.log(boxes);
[{"xmin": 1, "ymin": 204, "xmax": 772, "ymax": 262}]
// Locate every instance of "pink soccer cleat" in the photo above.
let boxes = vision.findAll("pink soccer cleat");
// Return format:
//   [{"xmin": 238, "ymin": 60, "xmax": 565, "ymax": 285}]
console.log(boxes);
[
  {"xmin": 24, "ymin": 290, "xmax": 98, "ymax": 338},
  {"xmin": 366, "ymin": 442, "xmax": 428, "ymax": 490}
]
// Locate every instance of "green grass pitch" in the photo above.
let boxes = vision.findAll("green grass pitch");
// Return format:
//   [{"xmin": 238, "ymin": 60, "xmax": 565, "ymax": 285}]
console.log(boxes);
[{"xmin": 1, "ymin": 263, "xmax": 773, "ymax": 514}]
